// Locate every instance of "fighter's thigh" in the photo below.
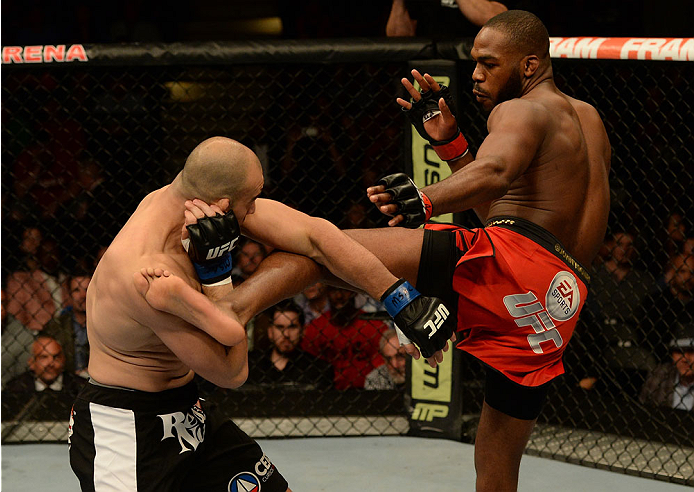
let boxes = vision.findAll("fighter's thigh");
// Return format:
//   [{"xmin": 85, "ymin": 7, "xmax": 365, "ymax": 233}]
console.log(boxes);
[{"xmin": 344, "ymin": 227, "xmax": 425, "ymax": 284}]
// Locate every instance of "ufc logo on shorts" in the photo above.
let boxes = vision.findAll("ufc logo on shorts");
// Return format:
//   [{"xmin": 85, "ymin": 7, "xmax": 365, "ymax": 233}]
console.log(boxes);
[
  {"xmin": 503, "ymin": 292, "xmax": 563, "ymax": 354},
  {"xmin": 423, "ymin": 304, "xmax": 449, "ymax": 339},
  {"xmin": 206, "ymin": 237, "xmax": 238, "ymax": 260}
]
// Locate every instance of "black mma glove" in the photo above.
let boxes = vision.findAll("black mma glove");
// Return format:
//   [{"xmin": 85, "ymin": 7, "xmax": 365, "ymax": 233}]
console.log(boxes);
[
  {"xmin": 183, "ymin": 210, "xmax": 241, "ymax": 286},
  {"xmin": 381, "ymin": 278, "xmax": 454, "ymax": 359},
  {"xmin": 403, "ymin": 83, "xmax": 469, "ymax": 162},
  {"xmin": 375, "ymin": 173, "xmax": 432, "ymax": 228}
]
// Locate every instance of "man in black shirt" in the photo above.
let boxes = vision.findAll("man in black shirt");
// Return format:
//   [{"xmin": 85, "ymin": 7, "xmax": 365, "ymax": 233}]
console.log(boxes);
[{"xmin": 246, "ymin": 300, "xmax": 334, "ymax": 389}]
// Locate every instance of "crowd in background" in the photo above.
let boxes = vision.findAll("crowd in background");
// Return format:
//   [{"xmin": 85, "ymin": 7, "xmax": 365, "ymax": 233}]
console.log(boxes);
[{"xmin": 1, "ymin": 0, "xmax": 693, "ymax": 422}]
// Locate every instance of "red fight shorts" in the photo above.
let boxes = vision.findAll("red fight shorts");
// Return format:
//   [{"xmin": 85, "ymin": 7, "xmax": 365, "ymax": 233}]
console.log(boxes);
[{"xmin": 416, "ymin": 216, "xmax": 591, "ymax": 387}]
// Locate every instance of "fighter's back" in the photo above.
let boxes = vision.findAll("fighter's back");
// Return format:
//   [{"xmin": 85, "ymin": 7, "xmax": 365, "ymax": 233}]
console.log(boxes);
[
  {"xmin": 488, "ymin": 85, "xmax": 611, "ymax": 266},
  {"xmin": 86, "ymin": 188, "xmax": 197, "ymax": 390}
]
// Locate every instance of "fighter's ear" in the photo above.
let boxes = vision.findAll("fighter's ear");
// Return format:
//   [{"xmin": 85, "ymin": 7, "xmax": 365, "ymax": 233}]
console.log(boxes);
[
  {"xmin": 522, "ymin": 55, "xmax": 540, "ymax": 78},
  {"xmin": 214, "ymin": 198, "xmax": 231, "ymax": 213}
]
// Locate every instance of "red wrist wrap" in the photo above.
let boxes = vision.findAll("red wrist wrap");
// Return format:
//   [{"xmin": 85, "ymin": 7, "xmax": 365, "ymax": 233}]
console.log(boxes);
[
  {"xmin": 421, "ymin": 191, "xmax": 433, "ymax": 221},
  {"xmin": 433, "ymin": 131, "xmax": 469, "ymax": 162}
]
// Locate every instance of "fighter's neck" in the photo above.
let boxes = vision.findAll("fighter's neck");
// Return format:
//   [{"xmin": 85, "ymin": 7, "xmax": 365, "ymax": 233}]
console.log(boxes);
[
  {"xmin": 142, "ymin": 185, "xmax": 189, "ymax": 238},
  {"xmin": 521, "ymin": 70, "xmax": 555, "ymax": 98}
]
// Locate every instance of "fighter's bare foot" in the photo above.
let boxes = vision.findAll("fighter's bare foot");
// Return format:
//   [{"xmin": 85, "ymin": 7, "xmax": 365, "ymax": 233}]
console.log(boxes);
[
  {"xmin": 134, "ymin": 267, "xmax": 208, "ymax": 322},
  {"xmin": 133, "ymin": 268, "xmax": 245, "ymax": 346}
]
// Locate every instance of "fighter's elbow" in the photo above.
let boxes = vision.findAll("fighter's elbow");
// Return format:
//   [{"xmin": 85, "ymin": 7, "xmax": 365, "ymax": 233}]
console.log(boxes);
[
  {"xmin": 218, "ymin": 363, "xmax": 249, "ymax": 389},
  {"xmin": 485, "ymin": 160, "xmax": 513, "ymax": 199}
]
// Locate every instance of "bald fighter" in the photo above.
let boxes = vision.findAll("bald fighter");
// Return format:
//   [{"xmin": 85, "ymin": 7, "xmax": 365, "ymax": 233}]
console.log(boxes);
[
  {"xmin": 218, "ymin": 10, "xmax": 611, "ymax": 491},
  {"xmin": 68, "ymin": 136, "xmax": 454, "ymax": 492}
]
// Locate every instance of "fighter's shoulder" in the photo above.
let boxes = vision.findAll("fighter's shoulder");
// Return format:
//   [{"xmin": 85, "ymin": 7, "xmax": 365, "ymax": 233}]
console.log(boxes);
[
  {"xmin": 565, "ymin": 95, "xmax": 603, "ymax": 124},
  {"xmin": 488, "ymin": 98, "xmax": 551, "ymax": 129}
]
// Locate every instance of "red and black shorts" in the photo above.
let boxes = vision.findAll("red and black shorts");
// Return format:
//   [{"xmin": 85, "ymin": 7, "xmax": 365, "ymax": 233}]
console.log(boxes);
[
  {"xmin": 416, "ymin": 216, "xmax": 590, "ymax": 420},
  {"xmin": 69, "ymin": 379, "xmax": 288, "ymax": 491}
]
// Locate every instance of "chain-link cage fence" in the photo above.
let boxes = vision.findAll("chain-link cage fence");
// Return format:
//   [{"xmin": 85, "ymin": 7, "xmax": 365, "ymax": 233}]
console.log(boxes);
[{"xmin": 1, "ymin": 40, "xmax": 692, "ymax": 485}]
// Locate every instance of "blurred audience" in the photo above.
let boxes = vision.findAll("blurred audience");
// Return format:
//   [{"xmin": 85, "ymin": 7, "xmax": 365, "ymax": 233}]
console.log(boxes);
[
  {"xmin": 664, "ymin": 212, "xmax": 687, "ymax": 261},
  {"xmin": 5, "ymin": 334, "xmax": 85, "ymax": 401},
  {"xmin": 639, "ymin": 324, "xmax": 694, "ymax": 411},
  {"xmin": 231, "ymin": 238, "xmax": 269, "ymax": 285},
  {"xmin": 1, "ymin": 289, "xmax": 35, "ymax": 389},
  {"xmin": 301, "ymin": 287, "xmax": 388, "ymax": 389},
  {"xmin": 6, "ymin": 226, "xmax": 65, "ymax": 332},
  {"xmin": 294, "ymin": 282, "xmax": 331, "ymax": 326},
  {"xmin": 364, "ymin": 329, "xmax": 407, "ymax": 390},
  {"xmin": 43, "ymin": 272, "xmax": 91, "ymax": 378},
  {"xmin": 638, "ymin": 253, "xmax": 694, "ymax": 363},
  {"xmin": 578, "ymin": 232, "xmax": 654, "ymax": 394},
  {"xmin": 246, "ymin": 300, "xmax": 333, "ymax": 389}
]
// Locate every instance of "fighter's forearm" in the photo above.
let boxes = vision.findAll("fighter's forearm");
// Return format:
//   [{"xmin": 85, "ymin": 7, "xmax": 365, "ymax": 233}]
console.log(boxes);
[
  {"xmin": 455, "ymin": 0, "xmax": 507, "ymax": 26},
  {"xmin": 222, "ymin": 336, "xmax": 249, "ymax": 388}
]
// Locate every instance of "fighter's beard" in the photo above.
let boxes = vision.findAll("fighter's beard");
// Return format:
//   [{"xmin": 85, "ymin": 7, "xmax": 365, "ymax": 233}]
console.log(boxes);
[{"xmin": 495, "ymin": 68, "xmax": 524, "ymax": 106}]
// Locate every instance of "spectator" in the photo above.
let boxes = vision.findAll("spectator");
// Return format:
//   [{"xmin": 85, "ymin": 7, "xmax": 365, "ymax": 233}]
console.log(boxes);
[
  {"xmin": 365, "ymin": 329, "xmax": 407, "ymax": 390},
  {"xmin": 3, "ymin": 334, "xmax": 84, "ymax": 402},
  {"xmin": 277, "ymin": 95, "xmax": 347, "ymax": 217},
  {"xmin": 638, "ymin": 253, "xmax": 694, "ymax": 363},
  {"xmin": 639, "ymin": 324, "xmax": 694, "ymax": 411},
  {"xmin": 294, "ymin": 281, "xmax": 331, "ymax": 326},
  {"xmin": 385, "ymin": 0, "xmax": 508, "ymax": 38},
  {"xmin": 246, "ymin": 300, "xmax": 333, "ymax": 389},
  {"xmin": 1, "ymin": 289, "xmax": 34, "ymax": 389},
  {"xmin": 6, "ymin": 226, "xmax": 65, "ymax": 332},
  {"xmin": 43, "ymin": 272, "xmax": 91, "ymax": 378},
  {"xmin": 301, "ymin": 287, "xmax": 388, "ymax": 389},
  {"xmin": 578, "ymin": 232, "xmax": 654, "ymax": 394},
  {"xmin": 664, "ymin": 212, "xmax": 687, "ymax": 261},
  {"xmin": 231, "ymin": 238, "xmax": 269, "ymax": 285}
]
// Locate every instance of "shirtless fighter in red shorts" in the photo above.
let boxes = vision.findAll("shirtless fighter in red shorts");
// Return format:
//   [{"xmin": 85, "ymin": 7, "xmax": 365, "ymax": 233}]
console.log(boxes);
[{"xmin": 191, "ymin": 9, "xmax": 610, "ymax": 491}]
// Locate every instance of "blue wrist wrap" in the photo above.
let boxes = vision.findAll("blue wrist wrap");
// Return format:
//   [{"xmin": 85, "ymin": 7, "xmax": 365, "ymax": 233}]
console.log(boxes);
[
  {"xmin": 383, "ymin": 280, "xmax": 421, "ymax": 318},
  {"xmin": 193, "ymin": 254, "xmax": 232, "ymax": 283}
]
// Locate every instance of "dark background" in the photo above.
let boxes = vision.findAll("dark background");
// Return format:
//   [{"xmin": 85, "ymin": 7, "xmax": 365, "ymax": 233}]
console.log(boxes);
[{"xmin": 2, "ymin": 0, "xmax": 692, "ymax": 46}]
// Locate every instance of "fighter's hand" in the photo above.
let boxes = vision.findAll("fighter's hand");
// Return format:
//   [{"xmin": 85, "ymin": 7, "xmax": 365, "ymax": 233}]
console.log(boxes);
[
  {"xmin": 381, "ymin": 279, "xmax": 456, "ymax": 362},
  {"xmin": 367, "ymin": 183, "xmax": 403, "ymax": 226},
  {"xmin": 367, "ymin": 173, "xmax": 431, "ymax": 228},
  {"xmin": 181, "ymin": 199, "xmax": 226, "ymax": 240},
  {"xmin": 182, "ymin": 199, "xmax": 240, "ymax": 286},
  {"xmin": 398, "ymin": 330, "xmax": 457, "ymax": 369},
  {"xmin": 397, "ymin": 70, "xmax": 469, "ymax": 163},
  {"xmin": 397, "ymin": 70, "xmax": 458, "ymax": 142}
]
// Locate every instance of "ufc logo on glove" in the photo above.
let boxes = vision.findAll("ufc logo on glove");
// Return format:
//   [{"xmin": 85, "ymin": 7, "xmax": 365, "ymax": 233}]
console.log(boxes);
[
  {"xmin": 205, "ymin": 238, "xmax": 238, "ymax": 260},
  {"xmin": 423, "ymin": 304, "xmax": 450, "ymax": 339}
]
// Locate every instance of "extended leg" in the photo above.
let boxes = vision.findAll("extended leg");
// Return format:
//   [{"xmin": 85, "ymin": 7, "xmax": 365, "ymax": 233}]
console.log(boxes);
[{"xmin": 228, "ymin": 227, "xmax": 425, "ymax": 325}]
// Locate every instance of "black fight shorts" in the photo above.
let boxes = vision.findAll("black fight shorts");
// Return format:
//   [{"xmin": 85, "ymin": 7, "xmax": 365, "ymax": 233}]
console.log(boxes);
[{"xmin": 69, "ymin": 379, "xmax": 288, "ymax": 492}]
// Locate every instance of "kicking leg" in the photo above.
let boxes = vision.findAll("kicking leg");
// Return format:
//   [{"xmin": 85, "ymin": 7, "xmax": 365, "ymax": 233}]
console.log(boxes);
[
  {"xmin": 133, "ymin": 267, "xmax": 245, "ymax": 346},
  {"xmin": 227, "ymin": 227, "xmax": 425, "ymax": 325}
]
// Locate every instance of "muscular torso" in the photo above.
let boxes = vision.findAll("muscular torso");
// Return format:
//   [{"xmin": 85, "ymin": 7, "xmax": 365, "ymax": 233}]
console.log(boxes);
[
  {"xmin": 485, "ymin": 87, "xmax": 610, "ymax": 266},
  {"xmin": 86, "ymin": 188, "xmax": 201, "ymax": 391}
]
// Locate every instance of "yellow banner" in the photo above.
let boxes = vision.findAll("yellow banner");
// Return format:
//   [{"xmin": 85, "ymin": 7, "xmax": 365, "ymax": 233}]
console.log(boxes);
[
  {"xmin": 411, "ymin": 347, "xmax": 453, "ymax": 403},
  {"xmin": 410, "ymin": 75, "xmax": 453, "ymax": 224}
]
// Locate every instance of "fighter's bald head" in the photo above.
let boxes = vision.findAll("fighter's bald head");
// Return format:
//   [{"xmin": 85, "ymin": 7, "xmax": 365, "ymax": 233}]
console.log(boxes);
[{"xmin": 180, "ymin": 137, "xmax": 261, "ymax": 203}]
